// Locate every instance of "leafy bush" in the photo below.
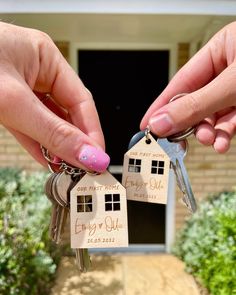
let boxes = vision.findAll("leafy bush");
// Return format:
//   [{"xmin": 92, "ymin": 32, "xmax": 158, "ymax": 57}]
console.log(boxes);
[
  {"xmin": 0, "ymin": 168, "xmax": 61, "ymax": 295},
  {"xmin": 173, "ymin": 191, "xmax": 236, "ymax": 295}
]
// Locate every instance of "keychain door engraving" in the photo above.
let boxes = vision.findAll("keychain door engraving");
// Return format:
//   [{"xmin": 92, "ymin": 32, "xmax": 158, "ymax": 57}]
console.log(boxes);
[
  {"xmin": 70, "ymin": 171, "xmax": 129, "ymax": 248},
  {"xmin": 122, "ymin": 132, "xmax": 170, "ymax": 204}
]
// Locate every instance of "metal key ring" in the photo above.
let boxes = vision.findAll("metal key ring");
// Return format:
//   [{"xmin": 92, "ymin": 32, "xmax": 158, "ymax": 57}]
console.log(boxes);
[
  {"xmin": 167, "ymin": 93, "xmax": 196, "ymax": 142},
  {"xmin": 40, "ymin": 145, "xmax": 63, "ymax": 165}
]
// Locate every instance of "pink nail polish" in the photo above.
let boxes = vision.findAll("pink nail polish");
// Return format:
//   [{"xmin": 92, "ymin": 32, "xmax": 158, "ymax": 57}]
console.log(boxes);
[
  {"xmin": 52, "ymin": 156, "xmax": 61, "ymax": 164},
  {"xmin": 149, "ymin": 113, "xmax": 174, "ymax": 136},
  {"xmin": 77, "ymin": 144, "xmax": 110, "ymax": 173}
]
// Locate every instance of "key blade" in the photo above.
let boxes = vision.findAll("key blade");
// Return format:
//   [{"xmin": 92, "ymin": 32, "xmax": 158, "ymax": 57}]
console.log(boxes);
[
  {"xmin": 158, "ymin": 138, "xmax": 187, "ymax": 162},
  {"xmin": 45, "ymin": 173, "xmax": 58, "ymax": 203},
  {"xmin": 49, "ymin": 205, "xmax": 58, "ymax": 240},
  {"xmin": 52, "ymin": 205, "xmax": 65, "ymax": 244},
  {"xmin": 55, "ymin": 172, "xmax": 72, "ymax": 207},
  {"xmin": 75, "ymin": 249, "xmax": 91, "ymax": 272},
  {"xmin": 176, "ymin": 158, "xmax": 197, "ymax": 213},
  {"xmin": 55, "ymin": 209, "xmax": 68, "ymax": 244}
]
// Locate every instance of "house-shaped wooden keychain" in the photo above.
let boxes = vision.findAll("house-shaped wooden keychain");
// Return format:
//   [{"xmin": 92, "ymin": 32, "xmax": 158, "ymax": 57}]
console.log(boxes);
[
  {"xmin": 70, "ymin": 171, "xmax": 129, "ymax": 249},
  {"xmin": 122, "ymin": 132, "xmax": 170, "ymax": 204}
]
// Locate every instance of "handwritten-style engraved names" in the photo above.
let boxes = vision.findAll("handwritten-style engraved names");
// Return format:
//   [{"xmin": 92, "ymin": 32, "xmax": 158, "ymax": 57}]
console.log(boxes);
[
  {"xmin": 124, "ymin": 176, "xmax": 164, "ymax": 191},
  {"xmin": 74, "ymin": 216, "xmax": 123, "ymax": 236}
]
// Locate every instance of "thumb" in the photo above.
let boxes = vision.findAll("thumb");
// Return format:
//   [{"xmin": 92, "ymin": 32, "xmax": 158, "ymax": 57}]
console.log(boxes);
[{"xmin": 147, "ymin": 65, "xmax": 236, "ymax": 137}]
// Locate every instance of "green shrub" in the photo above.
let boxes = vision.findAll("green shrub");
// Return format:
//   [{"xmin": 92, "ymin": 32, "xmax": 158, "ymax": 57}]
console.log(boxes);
[
  {"xmin": 173, "ymin": 191, "xmax": 236, "ymax": 295},
  {"xmin": 0, "ymin": 168, "xmax": 61, "ymax": 295}
]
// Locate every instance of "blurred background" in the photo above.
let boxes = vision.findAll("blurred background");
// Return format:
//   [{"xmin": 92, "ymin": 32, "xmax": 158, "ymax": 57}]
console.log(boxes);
[{"xmin": 0, "ymin": 1, "xmax": 236, "ymax": 294}]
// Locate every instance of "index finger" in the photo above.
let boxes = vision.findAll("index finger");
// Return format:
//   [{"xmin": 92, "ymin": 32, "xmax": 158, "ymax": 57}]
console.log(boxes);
[{"xmin": 34, "ymin": 37, "xmax": 105, "ymax": 149}]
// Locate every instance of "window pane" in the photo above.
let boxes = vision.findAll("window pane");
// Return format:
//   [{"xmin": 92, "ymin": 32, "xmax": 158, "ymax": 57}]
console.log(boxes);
[
  {"xmin": 77, "ymin": 195, "xmax": 85, "ymax": 204},
  {"xmin": 77, "ymin": 204, "xmax": 84, "ymax": 212},
  {"xmin": 85, "ymin": 195, "xmax": 92, "ymax": 203},
  {"xmin": 152, "ymin": 160, "xmax": 158, "ymax": 167},
  {"xmin": 105, "ymin": 194, "xmax": 112, "ymax": 202},
  {"xmin": 129, "ymin": 158, "xmax": 135, "ymax": 165},
  {"xmin": 136, "ymin": 159, "xmax": 141, "ymax": 165},
  {"xmin": 105, "ymin": 203, "xmax": 112, "ymax": 211},
  {"xmin": 136, "ymin": 166, "xmax": 141, "ymax": 173},
  {"xmin": 151, "ymin": 167, "xmax": 157, "ymax": 174},
  {"xmin": 113, "ymin": 194, "xmax": 120, "ymax": 202},
  {"xmin": 113, "ymin": 203, "xmax": 121, "ymax": 211},
  {"xmin": 86, "ymin": 204, "xmax": 93, "ymax": 212},
  {"xmin": 158, "ymin": 168, "xmax": 164, "ymax": 175},
  {"xmin": 128, "ymin": 166, "xmax": 136, "ymax": 172},
  {"xmin": 159, "ymin": 161, "xmax": 165, "ymax": 167}
]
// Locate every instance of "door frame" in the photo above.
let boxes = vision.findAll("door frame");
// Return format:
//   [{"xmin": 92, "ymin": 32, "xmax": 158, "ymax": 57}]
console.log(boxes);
[
  {"xmin": 70, "ymin": 41, "xmax": 177, "ymax": 252},
  {"xmin": 70, "ymin": 41, "xmax": 177, "ymax": 80}
]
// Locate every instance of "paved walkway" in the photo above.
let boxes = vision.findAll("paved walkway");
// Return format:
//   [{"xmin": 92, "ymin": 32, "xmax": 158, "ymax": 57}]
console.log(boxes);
[{"xmin": 51, "ymin": 254, "xmax": 201, "ymax": 295}]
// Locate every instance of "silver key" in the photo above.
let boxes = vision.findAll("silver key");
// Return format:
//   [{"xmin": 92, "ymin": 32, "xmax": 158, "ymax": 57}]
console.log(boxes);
[
  {"xmin": 51, "ymin": 204, "xmax": 66, "ymax": 244},
  {"xmin": 75, "ymin": 249, "xmax": 91, "ymax": 272},
  {"xmin": 158, "ymin": 138, "xmax": 197, "ymax": 213},
  {"xmin": 50, "ymin": 172, "xmax": 71, "ymax": 244},
  {"xmin": 45, "ymin": 173, "xmax": 62, "ymax": 240},
  {"xmin": 45, "ymin": 172, "xmax": 91, "ymax": 271},
  {"xmin": 68, "ymin": 174, "xmax": 91, "ymax": 272},
  {"xmin": 45, "ymin": 172, "xmax": 69, "ymax": 244}
]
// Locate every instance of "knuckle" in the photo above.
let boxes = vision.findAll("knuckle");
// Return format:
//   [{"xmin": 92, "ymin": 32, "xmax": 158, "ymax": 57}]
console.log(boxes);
[
  {"xmin": 33, "ymin": 29, "xmax": 56, "ymax": 52},
  {"xmin": 35, "ymin": 29, "xmax": 52, "ymax": 44},
  {"xmin": 47, "ymin": 122, "xmax": 75, "ymax": 151},
  {"xmin": 187, "ymin": 94, "xmax": 201, "ymax": 119}
]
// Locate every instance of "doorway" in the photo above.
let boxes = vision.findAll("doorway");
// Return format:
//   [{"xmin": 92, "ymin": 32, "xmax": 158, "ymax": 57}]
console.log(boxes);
[{"xmin": 78, "ymin": 49, "xmax": 170, "ymax": 247}]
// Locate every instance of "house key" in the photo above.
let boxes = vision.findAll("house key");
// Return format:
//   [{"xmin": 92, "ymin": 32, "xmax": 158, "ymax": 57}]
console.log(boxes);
[
  {"xmin": 51, "ymin": 171, "xmax": 71, "ymax": 244},
  {"xmin": 69, "ymin": 175, "xmax": 91, "ymax": 273},
  {"xmin": 42, "ymin": 147, "xmax": 91, "ymax": 272},
  {"xmin": 54, "ymin": 172, "xmax": 91, "ymax": 272},
  {"xmin": 157, "ymin": 138, "xmax": 197, "ymax": 213},
  {"xmin": 44, "ymin": 173, "xmax": 63, "ymax": 241}
]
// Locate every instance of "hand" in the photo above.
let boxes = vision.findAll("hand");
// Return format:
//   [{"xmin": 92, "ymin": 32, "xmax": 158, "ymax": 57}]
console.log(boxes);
[
  {"xmin": 0, "ymin": 22, "xmax": 109, "ymax": 172},
  {"xmin": 141, "ymin": 21, "xmax": 236, "ymax": 153}
]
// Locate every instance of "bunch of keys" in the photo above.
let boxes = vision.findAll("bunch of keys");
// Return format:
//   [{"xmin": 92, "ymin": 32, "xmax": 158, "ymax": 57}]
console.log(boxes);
[
  {"xmin": 41, "ymin": 148, "xmax": 91, "ymax": 272},
  {"xmin": 41, "ymin": 147, "xmax": 129, "ymax": 272},
  {"xmin": 122, "ymin": 93, "xmax": 197, "ymax": 213}
]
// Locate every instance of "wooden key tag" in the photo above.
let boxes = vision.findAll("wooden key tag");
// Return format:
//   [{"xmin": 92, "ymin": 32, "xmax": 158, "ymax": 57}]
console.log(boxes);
[
  {"xmin": 122, "ymin": 132, "xmax": 170, "ymax": 204},
  {"xmin": 70, "ymin": 171, "xmax": 129, "ymax": 249}
]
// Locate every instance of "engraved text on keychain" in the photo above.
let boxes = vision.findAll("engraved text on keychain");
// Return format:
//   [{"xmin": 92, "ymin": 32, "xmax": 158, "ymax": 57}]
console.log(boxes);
[
  {"xmin": 70, "ymin": 171, "xmax": 129, "ymax": 248},
  {"xmin": 122, "ymin": 130, "xmax": 170, "ymax": 204}
]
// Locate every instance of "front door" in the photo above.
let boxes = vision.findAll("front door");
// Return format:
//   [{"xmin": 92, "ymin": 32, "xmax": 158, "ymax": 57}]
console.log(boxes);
[{"xmin": 78, "ymin": 49, "xmax": 169, "ymax": 246}]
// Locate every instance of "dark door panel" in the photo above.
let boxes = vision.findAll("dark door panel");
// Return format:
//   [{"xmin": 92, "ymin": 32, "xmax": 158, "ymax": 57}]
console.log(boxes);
[{"xmin": 78, "ymin": 50, "xmax": 169, "ymax": 244}]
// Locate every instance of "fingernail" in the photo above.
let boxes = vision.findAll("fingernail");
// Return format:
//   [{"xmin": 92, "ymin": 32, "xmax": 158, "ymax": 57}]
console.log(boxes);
[
  {"xmin": 149, "ymin": 113, "xmax": 174, "ymax": 136},
  {"xmin": 77, "ymin": 144, "xmax": 110, "ymax": 173},
  {"xmin": 52, "ymin": 156, "xmax": 61, "ymax": 164}
]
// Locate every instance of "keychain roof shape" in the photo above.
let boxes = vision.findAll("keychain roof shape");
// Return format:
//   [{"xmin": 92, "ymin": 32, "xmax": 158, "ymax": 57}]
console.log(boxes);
[
  {"xmin": 122, "ymin": 133, "xmax": 170, "ymax": 204},
  {"xmin": 70, "ymin": 171, "xmax": 128, "ymax": 249}
]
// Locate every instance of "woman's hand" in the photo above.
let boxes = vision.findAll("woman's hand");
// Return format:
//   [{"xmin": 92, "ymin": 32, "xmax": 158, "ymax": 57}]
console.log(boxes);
[
  {"xmin": 141, "ymin": 22, "xmax": 236, "ymax": 153},
  {"xmin": 0, "ymin": 22, "xmax": 109, "ymax": 172}
]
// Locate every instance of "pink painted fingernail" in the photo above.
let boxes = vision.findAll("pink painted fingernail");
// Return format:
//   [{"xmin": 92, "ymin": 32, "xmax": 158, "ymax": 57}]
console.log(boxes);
[
  {"xmin": 52, "ymin": 156, "xmax": 62, "ymax": 164},
  {"xmin": 149, "ymin": 114, "xmax": 174, "ymax": 136},
  {"xmin": 77, "ymin": 144, "xmax": 110, "ymax": 173}
]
